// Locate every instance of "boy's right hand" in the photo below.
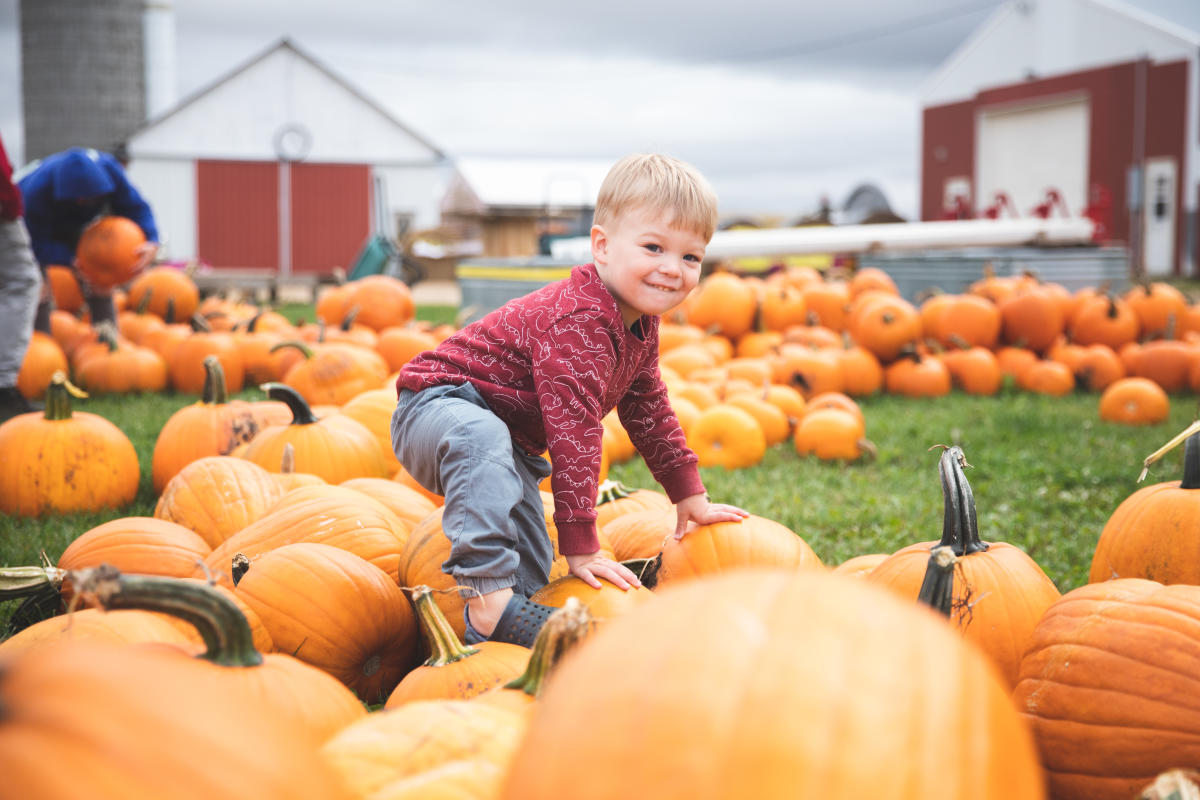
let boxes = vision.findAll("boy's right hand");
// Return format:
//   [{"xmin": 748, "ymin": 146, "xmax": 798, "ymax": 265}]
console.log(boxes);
[{"xmin": 565, "ymin": 551, "xmax": 642, "ymax": 591}]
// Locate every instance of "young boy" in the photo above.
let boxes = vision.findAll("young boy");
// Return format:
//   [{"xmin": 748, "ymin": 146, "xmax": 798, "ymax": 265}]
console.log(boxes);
[{"xmin": 391, "ymin": 153, "xmax": 748, "ymax": 646}]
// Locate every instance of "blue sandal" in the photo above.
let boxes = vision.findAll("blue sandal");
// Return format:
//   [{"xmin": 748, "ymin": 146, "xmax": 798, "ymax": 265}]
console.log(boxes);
[{"xmin": 464, "ymin": 594, "xmax": 555, "ymax": 648}]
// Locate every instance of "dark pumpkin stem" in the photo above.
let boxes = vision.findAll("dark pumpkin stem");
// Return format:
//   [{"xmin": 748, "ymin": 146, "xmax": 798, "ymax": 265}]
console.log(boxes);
[
  {"xmin": 341, "ymin": 306, "xmax": 360, "ymax": 331},
  {"xmin": 503, "ymin": 598, "xmax": 595, "ymax": 697},
  {"xmin": 1182, "ymin": 433, "xmax": 1200, "ymax": 490},
  {"xmin": 135, "ymin": 287, "xmax": 153, "ymax": 314},
  {"xmin": 230, "ymin": 553, "xmax": 251, "ymax": 587},
  {"xmin": 189, "ymin": 313, "xmax": 212, "ymax": 333},
  {"xmin": 621, "ymin": 554, "xmax": 661, "ymax": 591},
  {"xmin": 409, "ymin": 585, "xmax": 478, "ymax": 666},
  {"xmin": 260, "ymin": 382, "xmax": 319, "ymax": 425},
  {"xmin": 42, "ymin": 371, "xmax": 87, "ymax": 421},
  {"xmin": 69, "ymin": 565, "xmax": 263, "ymax": 667},
  {"xmin": 935, "ymin": 445, "xmax": 989, "ymax": 556},
  {"xmin": 200, "ymin": 356, "xmax": 228, "ymax": 405},
  {"xmin": 165, "ymin": 296, "xmax": 176, "ymax": 324},
  {"xmin": 916, "ymin": 546, "xmax": 957, "ymax": 617}
]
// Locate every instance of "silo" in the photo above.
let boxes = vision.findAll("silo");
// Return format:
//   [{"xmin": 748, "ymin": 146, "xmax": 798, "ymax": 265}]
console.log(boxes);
[{"xmin": 20, "ymin": 0, "xmax": 146, "ymax": 161}]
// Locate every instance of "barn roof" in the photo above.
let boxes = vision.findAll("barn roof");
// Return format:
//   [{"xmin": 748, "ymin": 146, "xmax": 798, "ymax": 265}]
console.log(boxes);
[
  {"xmin": 920, "ymin": 0, "xmax": 1200, "ymax": 107},
  {"xmin": 127, "ymin": 37, "xmax": 446, "ymax": 164}
]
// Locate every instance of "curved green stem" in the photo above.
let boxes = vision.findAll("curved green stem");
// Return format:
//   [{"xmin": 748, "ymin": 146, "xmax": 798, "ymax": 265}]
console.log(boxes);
[
  {"xmin": 70, "ymin": 565, "xmax": 263, "ymax": 667},
  {"xmin": 42, "ymin": 371, "xmax": 87, "ymax": 421},
  {"xmin": 503, "ymin": 598, "xmax": 595, "ymax": 696},
  {"xmin": 410, "ymin": 585, "xmax": 477, "ymax": 666},
  {"xmin": 200, "ymin": 356, "xmax": 228, "ymax": 405}
]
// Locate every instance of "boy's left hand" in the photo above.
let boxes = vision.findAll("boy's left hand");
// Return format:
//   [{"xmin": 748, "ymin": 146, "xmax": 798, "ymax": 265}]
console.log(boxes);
[
  {"xmin": 565, "ymin": 551, "xmax": 642, "ymax": 591},
  {"xmin": 674, "ymin": 492, "xmax": 750, "ymax": 540}
]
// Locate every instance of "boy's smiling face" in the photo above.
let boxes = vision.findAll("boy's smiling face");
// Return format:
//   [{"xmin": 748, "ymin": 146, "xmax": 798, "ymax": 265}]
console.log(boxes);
[{"xmin": 591, "ymin": 206, "xmax": 707, "ymax": 328}]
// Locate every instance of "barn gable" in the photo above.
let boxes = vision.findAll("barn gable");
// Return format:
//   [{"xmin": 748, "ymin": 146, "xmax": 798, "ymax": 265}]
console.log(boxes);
[
  {"xmin": 127, "ymin": 38, "xmax": 443, "ymax": 165},
  {"xmin": 921, "ymin": 0, "xmax": 1200, "ymax": 107}
]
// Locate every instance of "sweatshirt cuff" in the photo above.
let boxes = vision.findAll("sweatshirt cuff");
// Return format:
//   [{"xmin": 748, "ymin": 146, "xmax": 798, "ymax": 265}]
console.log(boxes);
[
  {"xmin": 657, "ymin": 462, "xmax": 706, "ymax": 504},
  {"xmin": 555, "ymin": 520, "xmax": 600, "ymax": 556}
]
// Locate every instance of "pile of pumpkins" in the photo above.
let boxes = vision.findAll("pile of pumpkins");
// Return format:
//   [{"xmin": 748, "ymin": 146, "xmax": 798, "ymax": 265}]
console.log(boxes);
[{"xmin": 5, "ymin": 420, "xmax": 1200, "ymax": 799}]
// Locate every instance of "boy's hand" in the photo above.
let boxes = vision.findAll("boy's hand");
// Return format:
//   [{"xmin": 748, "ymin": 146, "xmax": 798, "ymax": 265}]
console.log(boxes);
[
  {"xmin": 674, "ymin": 492, "xmax": 750, "ymax": 540},
  {"xmin": 565, "ymin": 551, "xmax": 642, "ymax": 591}
]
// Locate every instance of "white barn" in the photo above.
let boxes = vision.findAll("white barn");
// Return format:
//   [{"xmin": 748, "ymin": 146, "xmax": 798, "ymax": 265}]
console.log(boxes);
[{"xmin": 125, "ymin": 38, "xmax": 451, "ymax": 275}]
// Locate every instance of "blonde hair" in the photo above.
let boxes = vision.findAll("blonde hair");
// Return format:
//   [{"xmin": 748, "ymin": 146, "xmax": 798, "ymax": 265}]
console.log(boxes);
[{"xmin": 593, "ymin": 153, "xmax": 719, "ymax": 242}]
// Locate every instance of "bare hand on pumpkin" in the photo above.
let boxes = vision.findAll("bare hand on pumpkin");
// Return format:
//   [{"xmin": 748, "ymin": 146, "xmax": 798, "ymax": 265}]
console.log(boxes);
[
  {"xmin": 566, "ymin": 551, "xmax": 642, "ymax": 591},
  {"xmin": 673, "ymin": 492, "xmax": 750, "ymax": 540}
]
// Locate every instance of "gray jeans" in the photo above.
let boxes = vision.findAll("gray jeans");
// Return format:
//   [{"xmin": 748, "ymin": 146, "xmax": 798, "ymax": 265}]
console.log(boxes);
[
  {"xmin": 391, "ymin": 382, "xmax": 554, "ymax": 598},
  {"xmin": 0, "ymin": 219, "xmax": 41, "ymax": 386}
]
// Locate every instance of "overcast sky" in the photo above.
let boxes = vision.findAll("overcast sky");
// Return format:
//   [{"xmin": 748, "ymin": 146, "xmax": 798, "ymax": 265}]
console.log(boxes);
[{"xmin": 2, "ymin": 0, "xmax": 1198, "ymax": 219}]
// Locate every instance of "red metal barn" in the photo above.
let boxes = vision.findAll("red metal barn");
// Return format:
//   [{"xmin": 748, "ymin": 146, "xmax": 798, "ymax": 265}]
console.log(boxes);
[{"xmin": 919, "ymin": 0, "xmax": 1200, "ymax": 277}]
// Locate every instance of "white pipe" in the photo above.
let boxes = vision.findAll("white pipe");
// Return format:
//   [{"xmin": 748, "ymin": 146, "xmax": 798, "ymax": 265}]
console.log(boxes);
[{"xmin": 549, "ymin": 216, "xmax": 1098, "ymax": 262}]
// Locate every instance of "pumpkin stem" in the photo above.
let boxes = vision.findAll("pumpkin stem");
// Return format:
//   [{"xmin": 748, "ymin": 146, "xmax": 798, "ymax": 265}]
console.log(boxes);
[
  {"xmin": 935, "ymin": 446, "xmax": 989, "ymax": 556},
  {"xmin": 260, "ymin": 382, "xmax": 319, "ymax": 425},
  {"xmin": 1181, "ymin": 433, "xmax": 1200, "ymax": 490},
  {"xmin": 916, "ymin": 546, "xmax": 957, "ymax": 617},
  {"xmin": 409, "ymin": 585, "xmax": 478, "ymax": 666},
  {"xmin": 341, "ymin": 306, "xmax": 360, "ymax": 331},
  {"xmin": 621, "ymin": 554, "xmax": 662, "ymax": 591},
  {"xmin": 230, "ymin": 553, "xmax": 251, "ymax": 587},
  {"xmin": 0, "ymin": 564, "xmax": 68, "ymax": 600},
  {"xmin": 200, "ymin": 356, "xmax": 228, "ymax": 405},
  {"xmin": 268, "ymin": 340, "xmax": 315, "ymax": 361},
  {"xmin": 1139, "ymin": 420, "xmax": 1200, "ymax": 482},
  {"xmin": 69, "ymin": 565, "xmax": 264, "ymax": 667},
  {"xmin": 42, "ymin": 371, "xmax": 87, "ymax": 421},
  {"xmin": 189, "ymin": 313, "xmax": 212, "ymax": 333},
  {"xmin": 135, "ymin": 287, "xmax": 153, "ymax": 314},
  {"xmin": 164, "ymin": 296, "xmax": 176, "ymax": 324},
  {"xmin": 596, "ymin": 479, "xmax": 637, "ymax": 507},
  {"xmin": 503, "ymin": 598, "xmax": 595, "ymax": 697}
]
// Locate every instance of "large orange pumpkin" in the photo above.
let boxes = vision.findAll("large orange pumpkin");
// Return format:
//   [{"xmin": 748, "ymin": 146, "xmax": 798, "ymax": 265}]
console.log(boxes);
[
  {"xmin": 499, "ymin": 569, "xmax": 1045, "ymax": 799},
  {"xmin": 233, "ymin": 542, "xmax": 419, "ymax": 704},
  {"xmin": 0, "ymin": 638, "xmax": 354, "ymax": 800},
  {"xmin": 1013, "ymin": 578, "xmax": 1200, "ymax": 800},
  {"xmin": 867, "ymin": 446, "xmax": 1060, "ymax": 688}
]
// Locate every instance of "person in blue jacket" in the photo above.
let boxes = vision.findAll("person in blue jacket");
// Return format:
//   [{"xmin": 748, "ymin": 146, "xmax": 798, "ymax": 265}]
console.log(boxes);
[{"xmin": 18, "ymin": 147, "xmax": 159, "ymax": 330}]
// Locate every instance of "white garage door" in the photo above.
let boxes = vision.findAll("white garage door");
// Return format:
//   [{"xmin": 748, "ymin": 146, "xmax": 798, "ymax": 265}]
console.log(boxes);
[{"xmin": 976, "ymin": 97, "xmax": 1090, "ymax": 219}]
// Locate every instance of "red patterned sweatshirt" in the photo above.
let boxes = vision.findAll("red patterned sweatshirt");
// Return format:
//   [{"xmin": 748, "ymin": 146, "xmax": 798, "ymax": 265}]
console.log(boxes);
[{"xmin": 397, "ymin": 263, "xmax": 703, "ymax": 555}]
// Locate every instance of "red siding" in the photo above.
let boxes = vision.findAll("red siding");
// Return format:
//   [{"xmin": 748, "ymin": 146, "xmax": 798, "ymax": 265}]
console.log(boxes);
[
  {"xmin": 197, "ymin": 161, "xmax": 279, "ymax": 269},
  {"xmin": 920, "ymin": 100, "xmax": 976, "ymax": 220},
  {"xmin": 921, "ymin": 58, "xmax": 1190, "ymax": 273},
  {"xmin": 289, "ymin": 163, "xmax": 371, "ymax": 274}
]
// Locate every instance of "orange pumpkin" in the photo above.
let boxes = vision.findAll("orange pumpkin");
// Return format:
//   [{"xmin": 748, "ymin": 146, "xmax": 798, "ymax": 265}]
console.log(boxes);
[
  {"xmin": 239, "ymin": 383, "xmax": 390, "ymax": 483},
  {"xmin": 687, "ymin": 403, "xmax": 766, "ymax": 469},
  {"xmin": 529, "ymin": 575, "xmax": 655, "ymax": 619},
  {"xmin": 126, "ymin": 265, "xmax": 200, "ymax": 321},
  {"xmin": 233, "ymin": 542, "xmax": 419, "ymax": 703},
  {"xmin": 74, "ymin": 215, "xmax": 147, "ymax": 289},
  {"xmin": 154, "ymin": 456, "xmax": 287, "ymax": 549},
  {"xmin": 57, "ymin": 517, "xmax": 211, "ymax": 582},
  {"xmin": 384, "ymin": 585, "xmax": 529, "ymax": 708},
  {"xmin": 867, "ymin": 446, "xmax": 1060, "ymax": 688},
  {"xmin": 499, "ymin": 569, "xmax": 1045, "ymax": 800},
  {"xmin": 15, "ymin": 331, "xmax": 68, "ymax": 400},
  {"xmin": 0, "ymin": 638, "xmax": 355, "ymax": 799},
  {"xmin": 1014, "ymin": 578, "xmax": 1200, "ymax": 800},
  {"xmin": 658, "ymin": 515, "xmax": 823, "ymax": 584},
  {"xmin": 0, "ymin": 373, "xmax": 139, "ymax": 516},
  {"xmin": 1098, "ymin": 377, "xmax": 1170, "ymax": 425}
]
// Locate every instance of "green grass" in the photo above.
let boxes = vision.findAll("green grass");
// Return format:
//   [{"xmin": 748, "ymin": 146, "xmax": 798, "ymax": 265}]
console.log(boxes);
[{"xmin": 2, "ymin": 306, "xmax": 1197, "ymax": 633}]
